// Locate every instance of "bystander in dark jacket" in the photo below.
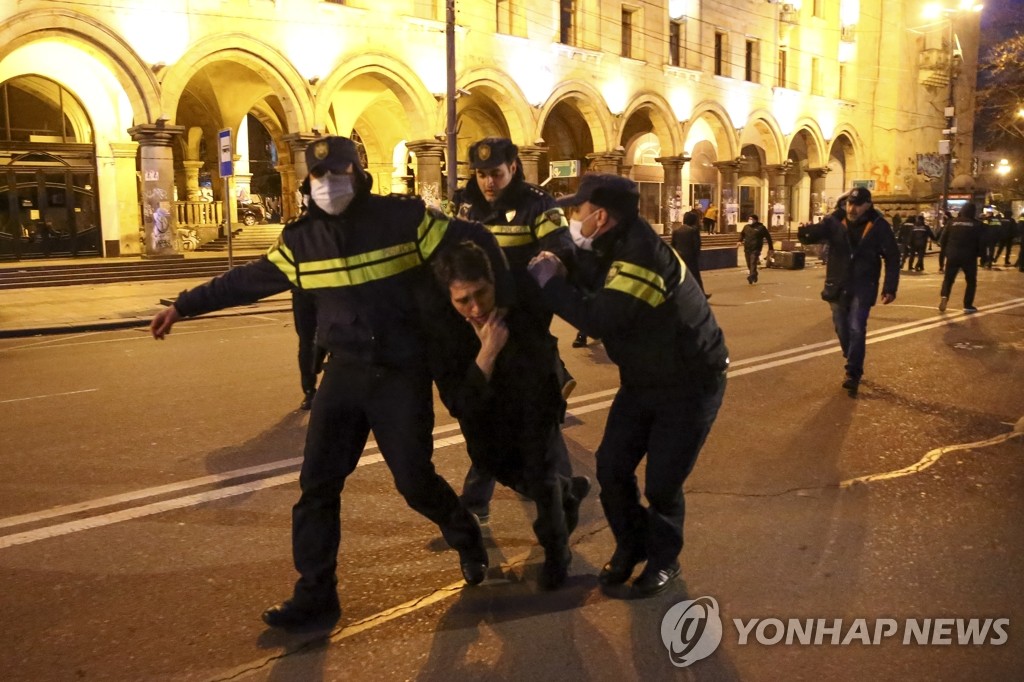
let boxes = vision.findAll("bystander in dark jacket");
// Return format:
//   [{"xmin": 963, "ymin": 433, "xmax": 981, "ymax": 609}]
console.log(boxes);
[
  {"xmin": 672, "ymin": 210, "xmax": 706, "ymax": 296},
  {"xmin": 938, "ymin": 203, "xmax": 986, "ymax": 313}
]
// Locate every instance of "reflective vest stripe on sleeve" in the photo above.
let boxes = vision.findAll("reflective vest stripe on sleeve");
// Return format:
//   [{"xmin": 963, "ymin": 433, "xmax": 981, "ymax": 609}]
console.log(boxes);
[{"xmin": 605, "ymin": 261, "xmax": 668, "ymax": 307}]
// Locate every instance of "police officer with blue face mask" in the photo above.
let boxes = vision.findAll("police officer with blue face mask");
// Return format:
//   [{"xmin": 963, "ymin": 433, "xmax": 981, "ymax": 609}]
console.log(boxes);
[
  {"xmin": 528, "ymin": 173, "xmax": 729, "ymax": 597},
  {"xmin": 150, "ymin": 135, "xmax": 513, "ymax": 630}
]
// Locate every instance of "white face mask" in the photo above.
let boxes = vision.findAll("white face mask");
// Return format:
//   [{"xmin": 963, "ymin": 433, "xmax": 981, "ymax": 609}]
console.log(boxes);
[
  {"xmin": 310, "ymin": 174, "xmax": 355, "ymax": 215},
  {"xmin": 569, "ymin": 212, "xmax": 599, "ymax": 250}
]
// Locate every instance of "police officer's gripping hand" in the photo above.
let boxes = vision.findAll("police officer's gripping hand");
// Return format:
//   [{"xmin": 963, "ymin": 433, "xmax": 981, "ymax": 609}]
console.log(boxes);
[
  {"xmin": 527, "ymin": 251, "xmax": 567, "ymax": 288},
  {"xmin": 150, "ymin": 305, "xmax": 181, "ymax": 340}
]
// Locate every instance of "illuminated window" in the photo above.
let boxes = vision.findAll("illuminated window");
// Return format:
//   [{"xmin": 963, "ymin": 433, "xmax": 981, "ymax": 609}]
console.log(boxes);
[
  {"xmin": 622, "ymin": 8, "xmax": 635, "ymax": 58},
  {"xmin": 813, "ymin": 0, "xmax": 824, "ymax": 19},
  {"xmin": 778, "ymin": 48, "xmax": 788, "ymax": 88},
  {"xmin": 839, "ymin": 64, "xmax": 847, "ymax": 100},
  {"xmin": 715, "ymin": 32, "xmax": 728, "ymax": 77},
  {"xmin": 560, "ymin": 0, "xmax": 576, "ymax": 46},
  {"xmin": 669, "ymin": 20, "xmax": 683, "ymax": 67},
  {"xmin": 0, "ymin": 76, "xmax": 92, "ymax": 143},
  {"xmin": 497, "ymin": 0, "xmax": 524, "ymax": 36},
  {"xmin": 745, "ymin": 40, "xmax": 759, "ymax": 83}
]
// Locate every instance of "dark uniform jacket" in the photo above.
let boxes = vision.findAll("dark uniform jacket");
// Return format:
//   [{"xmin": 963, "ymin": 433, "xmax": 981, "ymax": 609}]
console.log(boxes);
[
  {"xmin": 539, "ymin": 214, "xmax": 729, "ymax": 390},
  {"xmin": 798, "ymin": 207, "xmax": 900, "ymax": 306},
  {"xmin": 910, "ymin": 222, "xmax": 937, "ymax": 249},
  {"xmin": 938, "ymin": 217, "xmax": 986, "ymax": 263},
  {"xmin": 173, "ymin": 191, "xmax": 511, "ymax": 370},
  {"xmin": 420, "ymin": 297, "xmax": 563, "ymax": 485},
  {"xmin": 453, "ymin": 169, "xmax": 572, "ymax": 330},
  {"xmin": 739, "ymin": 221, "xmax": 773, "ymax": 251}
]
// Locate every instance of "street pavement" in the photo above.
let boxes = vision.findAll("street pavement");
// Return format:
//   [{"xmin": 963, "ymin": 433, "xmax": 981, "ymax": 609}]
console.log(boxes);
[{"xmin": 1, "ymin": 252, "xmax": 1023, "ymax": 681}]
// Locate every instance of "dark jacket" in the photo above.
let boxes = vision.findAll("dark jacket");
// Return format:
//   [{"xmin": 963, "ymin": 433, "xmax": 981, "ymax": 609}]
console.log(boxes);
[
  {"xmin": 910, "ymin": 222, "xmax": 936, "ymax": 249},
  {"xmin": 539, "ymin": 214, "xmax": 729, "ymax": 389},
  {"xmin": 798, "ymin": 206, "xmax": 900, "ymax": 306},
  {"xmin": 938, "ymin": 217, "xmax": 986, "ymax": 263},
  {"xmin": 739, "ymin": 221, "xmax": 773, "ymax": 252},
  {"xmin": 174, "ymin": 192, "xmax": 511, "ymax": 369},
  {"xmin": 671, "ymin": 223, "xmax": 702, "ymax": 268},
  {"xmin": 897, "ymin": 222, "xmax": 914, "ymax": 247},
  {"xmin": 421, "ymin": 297, "xmax": 562, "ymax": 485}
]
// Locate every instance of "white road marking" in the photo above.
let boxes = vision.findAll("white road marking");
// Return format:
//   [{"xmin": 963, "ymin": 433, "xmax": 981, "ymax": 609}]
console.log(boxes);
[
  {"xmin": 0, "ymin": 388, "xmax": 98, "ymax": 404},
  {"xmin": 840, "ymin": 418, "xmax": 1024, "ymax": 488}
]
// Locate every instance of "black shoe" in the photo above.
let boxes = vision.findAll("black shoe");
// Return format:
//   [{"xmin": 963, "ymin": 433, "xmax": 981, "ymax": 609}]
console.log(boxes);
[
  {"xmin": 633, "ymin": 562, "xmax": 681, "ymax": 597},
  {"xmin": 598, "ymin": 548, "xmax": 645, "ymax": 586},
  {"xmin": 458, "ymin": 547, "xmax": 488, "ymax": 585},
  {"xmin": 572, "ymin": 333, "xmax": 588, "ymax": 348},
  {"xmin": 262, "ymin": 597, "xmax": 340, "ymax": 630},
  {"xmin": 564, "ymin": 476, "xmax": 591, "ymax": 535},
  {"xmin": 842, "ymin": 375, "xmax": 859, "ymax": 394},
  {"xmin": 300, "ymin": 389, "xmax": 316, "ymax": 411},
  {"xmin": 538, "ymin": 550, "xmax": 571, "ymax": 591},
  {"xmin": 746, "ymin": 274, "xmax": 753, "ymax": 285}
]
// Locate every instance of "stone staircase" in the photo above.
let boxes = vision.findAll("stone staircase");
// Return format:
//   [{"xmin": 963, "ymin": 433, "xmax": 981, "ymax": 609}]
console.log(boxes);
[
  {"xmin": 195, "ymin": 224, "xmax": 284, "ymax": 253},
  {"xmin": 0, "ymin": 255, "xmax": 262, "ymax": 290}
]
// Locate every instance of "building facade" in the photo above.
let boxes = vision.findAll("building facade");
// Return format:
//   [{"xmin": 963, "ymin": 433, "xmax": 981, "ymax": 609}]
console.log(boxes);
[{"xmin": 0, "ymin": 0, "xmax": 980, "ymax": 260}]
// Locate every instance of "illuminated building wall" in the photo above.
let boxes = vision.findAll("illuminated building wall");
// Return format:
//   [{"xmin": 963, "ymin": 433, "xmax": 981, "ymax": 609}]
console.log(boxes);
[{"xmin": 0, "ymin": 0, "xmax": 978, "ymax": 258}]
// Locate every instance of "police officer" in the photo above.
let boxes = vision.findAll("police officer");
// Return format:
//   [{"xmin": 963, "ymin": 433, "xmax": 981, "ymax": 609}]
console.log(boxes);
[
  {"xmin": 528, "ymin": 174, "xmax": 729, "ymax": 597},
  {"xmin": 150, "ymin": 136, "xmax": 510, "ymax": 630},
  {"xmin": 938, "ymin": 202, "xmax": 986, "ymax": 313},
  {"xmin": 908, "ymin": 215, "xmax": 936, "ymax": 272},
  {"xmin": 450, "ymin": 137, "xmax": 577, "ymax": 522}
]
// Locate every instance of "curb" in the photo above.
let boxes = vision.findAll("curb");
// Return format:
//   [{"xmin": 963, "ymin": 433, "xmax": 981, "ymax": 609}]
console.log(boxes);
[{"xmin": 0, "ymin": 303, "xmax": 294, "ymax": 339}]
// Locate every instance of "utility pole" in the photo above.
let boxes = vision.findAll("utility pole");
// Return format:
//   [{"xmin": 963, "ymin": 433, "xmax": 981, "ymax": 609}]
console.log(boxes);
[
  {"xmin": 445, "ymin": 0, "xmax": 458, "ymax": 201},
  {"xmin": 939, "ymin": 18, "xmax": 958, "ymax": 222}
]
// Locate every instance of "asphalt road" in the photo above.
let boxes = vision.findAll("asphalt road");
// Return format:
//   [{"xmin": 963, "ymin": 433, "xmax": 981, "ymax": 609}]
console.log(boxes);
[{"xmin": 1, "ymin": 259, "xmax": 1022, "ymax": 681}]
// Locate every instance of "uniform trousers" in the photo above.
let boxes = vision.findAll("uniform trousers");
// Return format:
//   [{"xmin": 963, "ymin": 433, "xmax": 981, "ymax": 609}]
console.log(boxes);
[
  {"xmin": 291, "ymin": 360, "xmax": 483, "ymax": 604},
  {"xmin": 940, "ymin": 258, "xmax": 978, "ymax": 309},
  {"xmin": 829, "ymin": 293, "xmax": 872, "ymax": 381},
  {"xmin": 596, "ymin": 374, "xmax": 726, "ymax": 570}
]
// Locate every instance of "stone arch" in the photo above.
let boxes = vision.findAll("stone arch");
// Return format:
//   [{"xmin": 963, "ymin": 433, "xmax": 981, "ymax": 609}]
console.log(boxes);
[
  {"xmin": 741, "ymin": 111, "xmax": 785, "ymax": 166},
  {"xmin": 160, "ymin": 34, "xmax": 313, "ymax": 135},
  {"xmin": 789, "ymin": 121, "xmax": 827, "ymax": 169},
  {"xmin": 541, "ymin": 81, "xmax": 613, "ymax": 153},
  {"xmin": 620, "ymin": 92, "xmax": 683, "ymax": 156},
  {"xmin": 459, "ymin": 68, "xmax": 537, "ymax": 145},
  {"xmin": 682, "ymin": 101, "xmax": 739, "ymax": 161},
  {"xmin": 0, "ymin": 8, "xmax": 160, "ymax": 124},
  {"xmin": 316, "ymin": 55, "xmax": 437, "ymax": 192}
]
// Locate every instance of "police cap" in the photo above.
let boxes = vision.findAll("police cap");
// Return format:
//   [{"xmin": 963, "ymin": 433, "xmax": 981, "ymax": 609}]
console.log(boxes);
[
  {"xmin": 555, "ymin": 173, "xmax": 640, "ymax": 216},
  {"xmin": 468, "ymin": 137, "xmax": 518, "ymax": 170},
  {"xmin": 306, "ymin": 136, "xmax": 362, "ymax": 175}
]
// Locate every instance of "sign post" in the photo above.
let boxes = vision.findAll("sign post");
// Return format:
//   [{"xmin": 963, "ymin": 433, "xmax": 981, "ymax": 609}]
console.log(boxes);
[
  {"xmin": 549, "ymin": 160, "xmax": 580, "ymax": 180},
  {"xmin": 218, "ymin": 128, "xmax": 235, "ymax": 268}
]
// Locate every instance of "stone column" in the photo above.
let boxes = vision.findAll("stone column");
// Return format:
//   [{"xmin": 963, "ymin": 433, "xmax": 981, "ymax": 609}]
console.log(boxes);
[
  {"xmin": 713, "ymin": 159, "xmax": 742, "ymax": 232},
  {"xmin": 277, "ymin": 164, "xmax": 298, "ymax": 221},
  {"xmin": 128, "ymin": 123, "xmax": 185, "ymax": 258},
  {"xmin": 766, "ymin": 164, "xmax": 791, "ymax": 230},
  {"xmin": 282, "ymin": 132, "xmax": 318, "ymax": 220},
  {"xmin": 406, "ymin": 139, "xmax": 447, "ymax": 206},
  {"xmin": 586, "ymin": 149, "xmax": 625, "ymax": 174},
  {"xmin": 109, "ymin": 141, "xmax": 141, "ymax": 257},
  {"xmin": 518, "ymin": 145, "xmax": 545, "ymax": 185},
  {"xmin": 808, "ymin": 167, "xmax": 830, "ymax": 220},
  {"xmin": 182, "ymin": 160, "xmax": 204, "ymax": 202},
  {"xmin": 656, "ymin": 155, "xmax": 689, "ymax": 231}
]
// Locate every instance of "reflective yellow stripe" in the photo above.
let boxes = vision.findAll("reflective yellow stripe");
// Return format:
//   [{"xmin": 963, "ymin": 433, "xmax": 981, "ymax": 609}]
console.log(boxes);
[
  {"xmin": 534, "ymin": 209, "xmax": 567, "ymax": 240},
  {"xmin": 417, "ymin": 212, "xmax": 449, "ymax": 260},
  {"xmin": 267, "ymin": 243, "xmax": 299, "ymax": 286},
  {"xmin": 613, "ymin": 261, "xmax": 666, "ymax": 294},
  {"xmin": 604, "ymin": 260, "xmax": 668, "ymax": 307},
  {"xmin": 606, "ymin": 274, "xmax": 665, "ymax": 307},
  {"xmin": 300, "ymin": 251, "xmax": 423, "ymax": 289}
]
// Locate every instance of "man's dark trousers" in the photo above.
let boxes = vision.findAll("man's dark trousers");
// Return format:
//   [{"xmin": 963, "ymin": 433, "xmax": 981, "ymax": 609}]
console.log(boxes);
[
  {"xmin": 940, "ymin": 259, "xmax": 978, "ymax": 309},
  {"xmin": 292, "ymin": 361, "xmax": 483, "ymax": 604},
  {"xmin": 829, "ymin": 293, "xmax": 872, "ymax": 381},
  {"xmin": 596, "ymin": 374, "xmax": 726, "ymax": 570}
]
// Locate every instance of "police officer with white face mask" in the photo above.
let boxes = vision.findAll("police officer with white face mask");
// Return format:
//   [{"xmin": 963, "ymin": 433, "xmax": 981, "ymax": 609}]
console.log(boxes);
[{"xmin": 150, "ymin": 135, "xmax": 513, "ymax": 630}]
